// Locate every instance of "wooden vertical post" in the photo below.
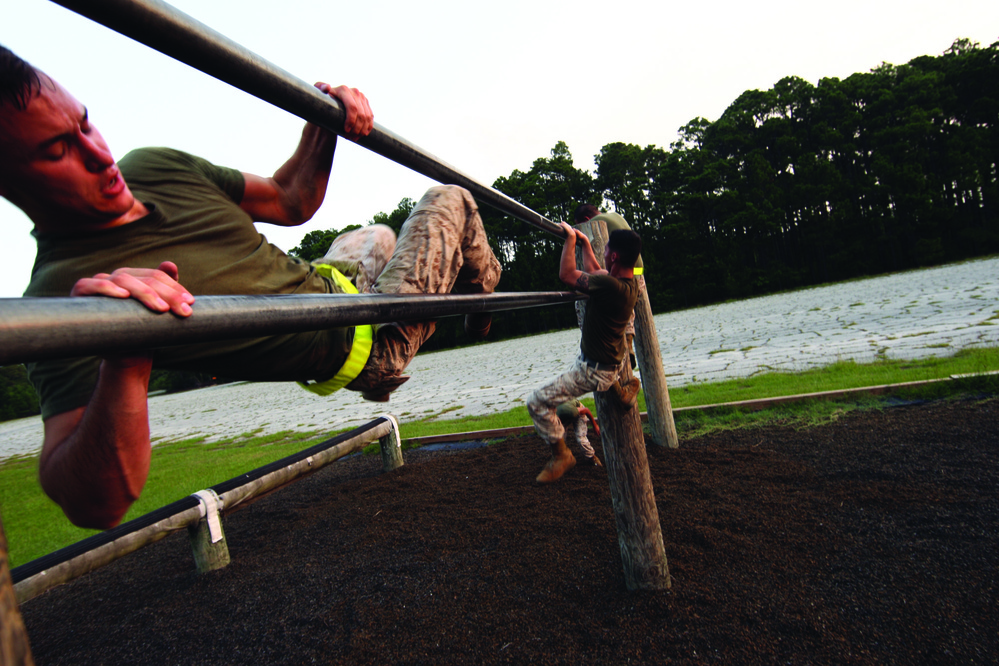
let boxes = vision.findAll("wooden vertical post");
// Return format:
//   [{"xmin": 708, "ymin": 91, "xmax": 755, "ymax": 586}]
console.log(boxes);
[
  {"xmin": 0, "ymin": 516, "xmax": 35, "ymax": 666},
  {"xmin": 575, "ymin": 221, "xmax": 677, "ymax": 448},
  {"xmin": 575, "ymin": 220, "xmax": 671, "ymax": 591},
  {"xmin": 189, "ymin": 490, "xmax": 230, "ymax": 574},
  {"xmin": 378, "ymin": 414, "xmax": 404, "ymax": 472},
  {"xmin": 632, "ymin": 276, "xmax": 679, "ymax": 448},
  {"xmin": 593, "ymin": 384, "xmax": 672, "ymax": 590}
]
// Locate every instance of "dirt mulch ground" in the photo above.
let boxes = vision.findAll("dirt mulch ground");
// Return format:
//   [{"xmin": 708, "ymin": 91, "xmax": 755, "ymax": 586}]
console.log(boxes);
[{"xmin": 18, "ymin": 397, "xmax": 999, "ymax": 665}]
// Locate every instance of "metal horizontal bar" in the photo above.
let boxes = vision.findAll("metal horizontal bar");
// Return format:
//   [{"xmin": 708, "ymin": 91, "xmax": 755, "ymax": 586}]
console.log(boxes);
[
  {"xmin": 50, "ymin": 0, "xmax": 564, "ymax": 237},
  {"xmin": 0, "ymin": 291, "xmax": 582, "ymax": 365}
]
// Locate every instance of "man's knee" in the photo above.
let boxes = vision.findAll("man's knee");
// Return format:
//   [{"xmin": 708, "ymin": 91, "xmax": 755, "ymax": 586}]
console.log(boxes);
[{"xmin": 416, "ymin": 185, "xmax": 475, "ymax": 215}]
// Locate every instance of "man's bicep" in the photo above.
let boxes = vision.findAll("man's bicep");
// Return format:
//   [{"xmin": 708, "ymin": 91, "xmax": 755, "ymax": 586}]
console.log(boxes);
[{"xmin": 239, "ymin": 172, "xmax": 293, "ymax": 225}]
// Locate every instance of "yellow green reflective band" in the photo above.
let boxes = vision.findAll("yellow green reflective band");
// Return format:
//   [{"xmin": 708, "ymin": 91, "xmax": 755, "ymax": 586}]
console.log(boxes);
[
  {"xmin": 633, "ymin": 266, "xmax": 644, "ymax": 276},
  {"xmin": 297, "ymin": 264, "xmax": 374, "ymax": 396}
]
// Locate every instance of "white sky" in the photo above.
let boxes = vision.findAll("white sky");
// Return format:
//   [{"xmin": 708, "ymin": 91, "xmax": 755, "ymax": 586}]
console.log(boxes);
[{"xmin": 1, "ymin": 0, "xmax": 997, "ymax": 298}]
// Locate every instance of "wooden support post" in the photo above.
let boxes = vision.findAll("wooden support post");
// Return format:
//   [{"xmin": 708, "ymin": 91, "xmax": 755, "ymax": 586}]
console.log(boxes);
[
  {"xmin": 575, "ymin": 219, "xmax": 671, "ymax": 591},
  {"xmin": 633, "ymin": 276, "xmax": 679, "ymax": 449},
  {"xmin": 189, "ymin": 490, "xmax": 230, "ymax": 574},
  {"xmin": 378, "ymin": 414, "xmax": 404, "ymax": 472},
  {"xmin": 594, "ymin": 380, "xmax": 672, "ymax": 591},
  {"xmin": 0, "ymin": 517, "xmax": 35, "ymax": 666},
  {"xmin": 575, "ymin": 220, "xmax": 677, "ymax": 448}
]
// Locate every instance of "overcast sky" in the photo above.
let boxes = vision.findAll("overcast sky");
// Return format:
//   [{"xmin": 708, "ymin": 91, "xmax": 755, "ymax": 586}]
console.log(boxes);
[{"xmin": 1, "ymin": 0, "xmax": 997, "ymax": 298}]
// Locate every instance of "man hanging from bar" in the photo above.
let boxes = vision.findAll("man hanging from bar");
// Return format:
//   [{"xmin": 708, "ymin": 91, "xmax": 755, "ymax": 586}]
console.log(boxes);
[
  {"xmin": 526, "ymin": 222, "xmax": 642, "ymax": 483},
  {"xmin": 572, "ymin": 204, "xmax": 641, "ymax": 370},
  {"xmin": 0, "ymin": 46, "xmax": 500, "ymax": 529}
]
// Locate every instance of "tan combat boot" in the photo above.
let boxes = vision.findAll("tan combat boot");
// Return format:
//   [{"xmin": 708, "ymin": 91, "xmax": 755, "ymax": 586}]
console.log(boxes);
[
  {"xmin": 536, "ymin": 438, "xmax": 576, "ymax": 483},
  {"xmin": 610, "ymin": 377, "xmax": 641, "ymax": 408}
]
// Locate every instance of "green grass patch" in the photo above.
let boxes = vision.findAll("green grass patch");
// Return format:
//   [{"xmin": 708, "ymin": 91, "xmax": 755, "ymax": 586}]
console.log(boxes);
[
  {"xmin": 0, "ymin": 428, "xmax": 334, "ymax": 568},
  {"xmin": 3, "ymin": 346, "xmax": 998, "ymax": 568},
  {"xmin": 666, "ymin": 346, "xmax": 999, "ymax": 409}
]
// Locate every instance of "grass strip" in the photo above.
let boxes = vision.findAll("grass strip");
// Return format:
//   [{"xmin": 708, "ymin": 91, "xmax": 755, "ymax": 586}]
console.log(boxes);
[{"xmin": 2, "ymin": 346, "xmax": 997, "ymax": 567}]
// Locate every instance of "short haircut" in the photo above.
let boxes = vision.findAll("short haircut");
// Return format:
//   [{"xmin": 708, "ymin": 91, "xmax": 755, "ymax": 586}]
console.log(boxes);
[
  {"xmin": 607, "ymin": 229, "xmax": 642, "ymax": 268},
  {"xmin": 573, "ymin": 204, "xmax": 599, "ymax": 223},
  {"xmin": 0, "ymin": 45, "xmax": 42, "ymax": 111}
]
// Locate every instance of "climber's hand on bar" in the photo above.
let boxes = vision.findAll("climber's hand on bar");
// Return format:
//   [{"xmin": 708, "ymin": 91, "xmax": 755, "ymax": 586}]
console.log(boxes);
[
  {"xmin": 70, "ymin": 261, "xmax": 195, "ymax": 317},
  {"xmin": 315, "ymin": 82, "xmax": 374, "ymax": 140}
]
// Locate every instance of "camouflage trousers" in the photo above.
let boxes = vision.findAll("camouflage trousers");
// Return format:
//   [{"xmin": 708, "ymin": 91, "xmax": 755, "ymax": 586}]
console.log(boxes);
[
  {"xmin": 320, "ymin": 185, "xmax": 502, "ymax": 397},
  {"xmin": 567, "ymin": 411, "xmax": 595, "ymax": 458},
  {"xmin": 526, "ymin": 355, "xmax": 623, "ymax": 446}
]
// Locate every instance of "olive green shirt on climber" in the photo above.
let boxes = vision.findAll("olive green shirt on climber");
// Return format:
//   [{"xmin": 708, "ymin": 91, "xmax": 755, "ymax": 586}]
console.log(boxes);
[
  {"xmin": 579, "ymin": 274, "xmax": 638, "ymax": 366},
  {"xmin": 25, "ymin": 147, "xmax": 351, "ymax": 419}
]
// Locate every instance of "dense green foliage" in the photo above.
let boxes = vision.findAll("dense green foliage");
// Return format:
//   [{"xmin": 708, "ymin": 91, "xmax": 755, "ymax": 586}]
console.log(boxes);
[
  {"xmin": 479, "ymin": 39, "xmax": 998, "ymax": 319},
  {"xmin": 0, "ymin": 365, "xmax": 39, "ymax": 421},
  {"xmin": 298, "ymin": 40, "xmax": 997, "ymax": 344}
]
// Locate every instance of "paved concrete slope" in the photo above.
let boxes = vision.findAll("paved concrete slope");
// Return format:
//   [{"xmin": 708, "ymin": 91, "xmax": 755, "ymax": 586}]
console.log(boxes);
[{"xmin": 2, "ymin": 257, "xmax": 997, "ymax": 458}]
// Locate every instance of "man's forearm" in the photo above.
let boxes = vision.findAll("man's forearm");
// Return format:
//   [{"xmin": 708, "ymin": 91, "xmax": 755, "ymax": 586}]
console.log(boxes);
[
  {"xmin": 39, "ymin": 358, "xmax": 154, "ymax": 529},
  {"xmin": 579, "ymin": 239, "xmax": 602, "ymax": 273},
  {"xmin": 558, "ymin": 233, "xmax": 578, "ymax": 284},
  {"xmin": 270, "ymin": 124, "xmax": 338, "ymax": 223}
]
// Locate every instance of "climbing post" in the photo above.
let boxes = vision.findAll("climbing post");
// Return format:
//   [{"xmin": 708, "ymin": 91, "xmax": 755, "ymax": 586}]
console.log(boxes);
[
  {"xmin": 377, "ymin": 414, "xmax": 404, "ymax": 472},
  {"xmin": 574, "ymin": 220, "xmax": 677, "ymax": 447},
  {"xmin": 0, "ymin": 517, "xmax": 35, "ymax": 666},
  {"xmin": 575, "ymin": 219, "xmax": 671, "ymax": 591},
  {"xmin": 632, "ymin": 275, "xmax": 679, "ymax": 449},
  {"xmin": 189, "ymin": 490, "xmax": 230, "ymax": 574}
]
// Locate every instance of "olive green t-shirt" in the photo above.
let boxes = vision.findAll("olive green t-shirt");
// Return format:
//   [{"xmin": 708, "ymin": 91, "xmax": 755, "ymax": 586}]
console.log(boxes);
[
  {"xmin": 25, "ymin": 147, "xmax": 351, "ymax": 419},
  {"xmin": 579, "ymin": 274, "xmax": 638, "ymax": 365}
]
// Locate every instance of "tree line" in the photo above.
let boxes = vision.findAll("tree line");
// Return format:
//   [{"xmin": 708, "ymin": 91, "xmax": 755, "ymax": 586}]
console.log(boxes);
[
  {"xmin": 3, "ymin": 39, "xmax": 995, "ymax": 420},
  {"xmin": 298, "ymin": 38, "xmax": 998, "ymax": 348}
]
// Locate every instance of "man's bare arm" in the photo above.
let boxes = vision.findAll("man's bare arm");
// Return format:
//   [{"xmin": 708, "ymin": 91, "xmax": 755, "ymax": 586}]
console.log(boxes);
[
  {"xmin": 240, "ymin": 83, "xmax": 374, "ymax": 226},
  {"xmin": 39, "ymin": 261, "xmax": 194, "ymax": 528},
  {"xmin": 575, "ymin": 230, "xmax": 604, "ymax": 274},
  {"xmin": 39, "ymin": 357, "xmax": 154, "ymax": 529},
  {"xmin": 558, "ymin": 222, "xmax": 606, "ymax": 292}
]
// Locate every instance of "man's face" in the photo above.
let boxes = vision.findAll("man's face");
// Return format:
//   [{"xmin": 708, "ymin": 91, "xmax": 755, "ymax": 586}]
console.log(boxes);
[{"xmin": 0, "ymin": 76, "xmax": 136, "ymax": 232}]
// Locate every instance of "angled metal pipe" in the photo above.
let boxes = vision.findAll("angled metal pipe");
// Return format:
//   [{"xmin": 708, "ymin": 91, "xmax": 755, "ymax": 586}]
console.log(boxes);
[
  {"xmin": 49, "ymin": 0, "xmax": 565, "ymax": 237},
  {"xmin": 0, "ymin": 291, "xmax": 582, "ymax": 365},
  {"xmin": 12, "ymin": 417, "xmax": 397, "ymax": 602}
]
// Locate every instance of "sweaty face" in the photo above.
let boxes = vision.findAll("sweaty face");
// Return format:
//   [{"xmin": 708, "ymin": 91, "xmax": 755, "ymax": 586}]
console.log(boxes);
[{"xmin": 0, "ymin": 78, "xmax": 138, "ymax": 232}]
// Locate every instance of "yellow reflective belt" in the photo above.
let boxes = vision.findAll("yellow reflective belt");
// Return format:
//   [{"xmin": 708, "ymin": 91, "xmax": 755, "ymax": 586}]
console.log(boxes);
[{"xmin": 297, "ymin": 264, "xmax": 374, "ymax": 397}]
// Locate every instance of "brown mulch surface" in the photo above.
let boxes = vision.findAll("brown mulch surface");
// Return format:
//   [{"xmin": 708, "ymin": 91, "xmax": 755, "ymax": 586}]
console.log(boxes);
[{"xmin": 19, "ymin": 398, "xmax": 999, "ymax": 665}]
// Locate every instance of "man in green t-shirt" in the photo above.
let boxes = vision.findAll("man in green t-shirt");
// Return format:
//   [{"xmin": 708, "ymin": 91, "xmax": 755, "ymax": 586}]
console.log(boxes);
[
  {"xmin": 525, "ymin": 223, "xmax": 642, "ymax": 483},
  {"xmin": 573, "ymin": 204, "xmax": 641, "ymax": 369},
  {"xmin": 0, "ymin": 47, "xmax": 501, "ymax": 529}
]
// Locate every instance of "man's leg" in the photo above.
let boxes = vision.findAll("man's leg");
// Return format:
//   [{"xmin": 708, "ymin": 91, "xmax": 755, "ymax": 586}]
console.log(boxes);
[
  {"xmin": 574, "ymin": 415, "xmax": 601, "ymax": 466},
  {"xmin": 527, "ymin": 359, "xmax": 616, "ymax": 482},
  {"xmin": 347, "ymin": 186, "xmax": 502, "ymax": 401},
  {"xmin": 319, "ymin": 224, "xmax": 396, "ymax": 294}
]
